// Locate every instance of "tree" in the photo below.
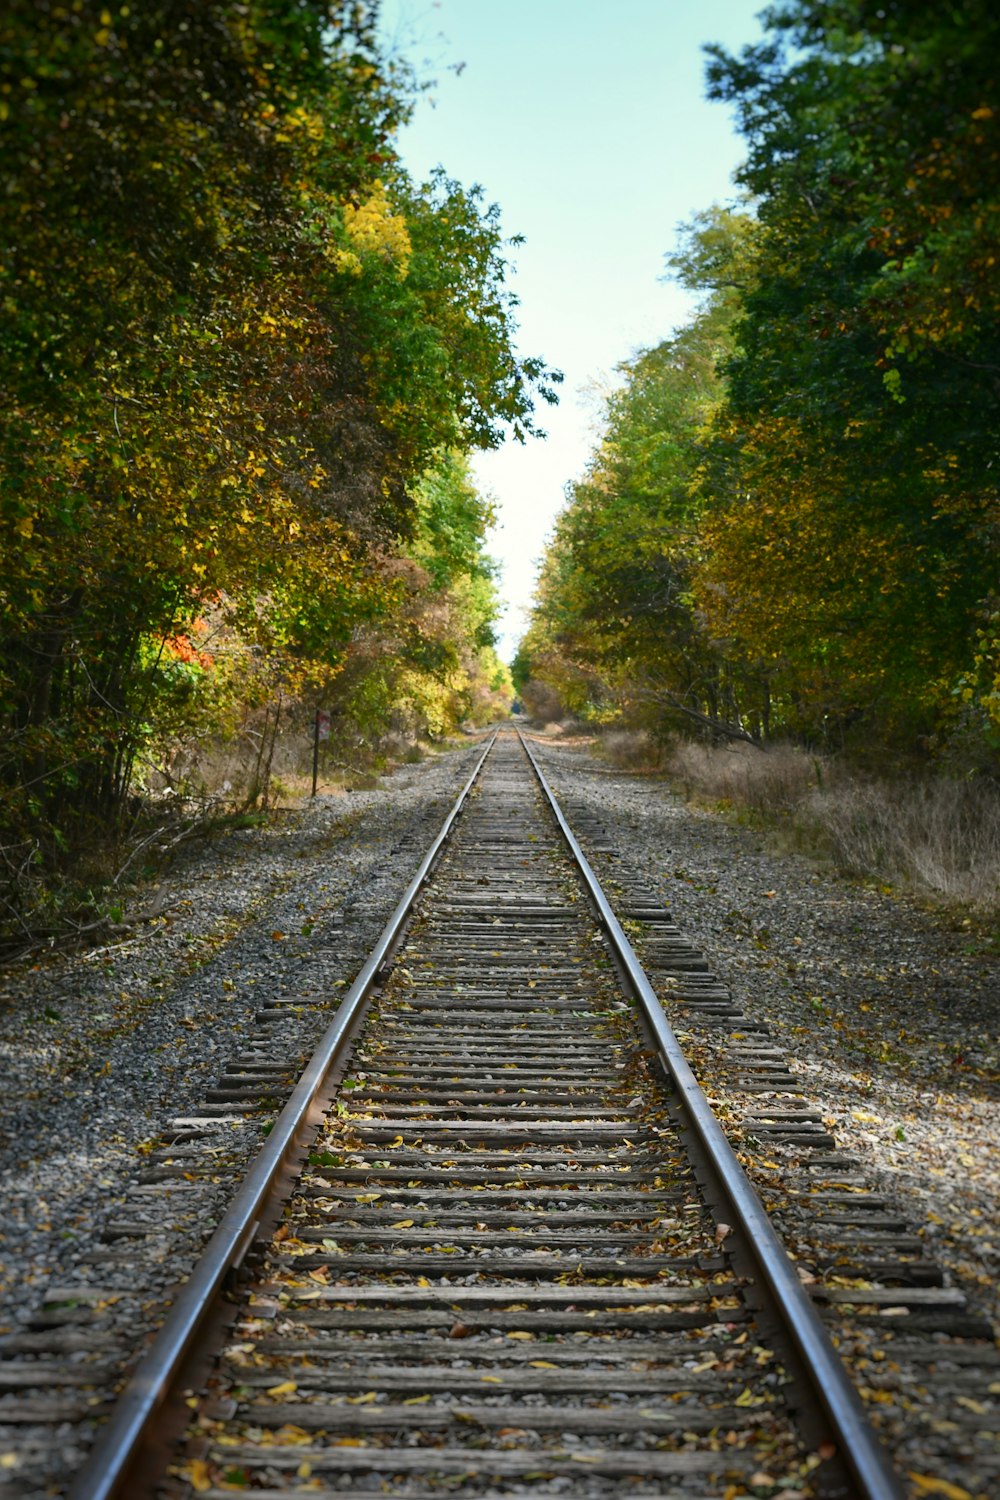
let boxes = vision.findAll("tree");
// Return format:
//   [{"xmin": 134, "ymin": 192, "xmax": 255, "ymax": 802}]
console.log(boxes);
[
  {"xmin": 699, "ymin": 0, "xmax": 1000, "ymax": 750},
  {"xmin": 519, "ymin": 210, "xmax": 768, "ymax": 739},
  {"xmin": 0, "ymin": 1, "xmax": 554, "ymax": 938}
]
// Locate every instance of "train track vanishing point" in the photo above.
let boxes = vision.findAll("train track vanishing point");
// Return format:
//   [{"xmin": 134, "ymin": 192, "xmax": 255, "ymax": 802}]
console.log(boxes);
[{"xmin": 12, "ymin": 728, "xmax": 995, "ymax": 1498}]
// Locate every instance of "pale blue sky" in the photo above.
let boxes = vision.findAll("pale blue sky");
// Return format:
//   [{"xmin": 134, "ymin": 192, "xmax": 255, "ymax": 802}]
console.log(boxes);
[{"xmin": 377, "ymin": 0, "xmax": 766, "ymax": 658}]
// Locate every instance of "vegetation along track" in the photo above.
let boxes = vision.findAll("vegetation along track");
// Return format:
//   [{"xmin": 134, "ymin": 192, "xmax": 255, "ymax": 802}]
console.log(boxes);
[{"xmin": 21, "ymin": 730, "xmax": 996, "ymax": 1499}]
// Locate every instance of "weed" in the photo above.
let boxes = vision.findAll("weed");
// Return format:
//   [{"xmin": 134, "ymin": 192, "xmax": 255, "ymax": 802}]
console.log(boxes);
[
  {"xmin": 600, "ymin": 729, "xmax": 667, "ymax": 772},
  {"xmin": 661, "ymin": 739, "xmax": 1000, "ymax": 914}
]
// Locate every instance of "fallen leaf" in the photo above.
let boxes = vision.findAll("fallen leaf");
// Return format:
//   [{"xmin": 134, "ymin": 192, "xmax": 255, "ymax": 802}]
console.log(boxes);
[
  {"xmin": 187, "ymin": 1459, "xmax": 213, "ymax": 1493},
  {"xmin": 907, "ymin": 1476, "xmax": 973, "ymax": 1500},
  {"xmin": 735, "ymin": 1387, "xmax": 766, "ymax": 1407},
  {"xmin": 266, "ymin": 1381, "xmax": 297, "ymax": 1398}
]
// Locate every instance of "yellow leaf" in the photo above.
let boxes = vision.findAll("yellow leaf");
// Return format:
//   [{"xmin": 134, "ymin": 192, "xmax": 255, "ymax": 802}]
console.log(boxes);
[
  {"xmin": 266, "ymin": 1381, "xmax": 297, "ymax": 1398},
  {"xmin": 507, "ymin": 1331, "xmax": 533, "ymax": 1340},
  {"xmin": 480, "ymin": 1375, "xmax": 504, "ymax": 1383},
  {"xmin": 390, "ymin": 1218, "xmax": 414, "ymax": 1228},
  {"xmin": 187, "ymin": 1460, "xmax": 213, "ymax": 1494},
  {"xmin": 346, "ymin": 1391, "xmax": 378, "ymax": 1405},
  {"xmin": 907, "ymin": 1476, "xmax": 973, "ymax": 1500},
  {"xmin": 529, "ymin": 1360, "xmax": 557, "ymax": 1369},
  {"xmin": 403, "ymin": 1394, "xmax": 432, "ymax": 1405},
  {"xmin": 297, "ymin": 1461, "xmax": 312, "ymax": 1478}
]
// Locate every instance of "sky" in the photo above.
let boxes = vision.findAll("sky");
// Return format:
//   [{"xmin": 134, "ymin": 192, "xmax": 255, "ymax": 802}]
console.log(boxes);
[{"xmin": 376, "ymin": 0, "xmax": 768, "ymax": 660}]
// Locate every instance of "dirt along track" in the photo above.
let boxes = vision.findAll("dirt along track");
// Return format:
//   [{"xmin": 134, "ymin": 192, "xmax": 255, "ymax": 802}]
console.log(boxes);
[{"xmin": 1, "ymin": 727, "xmax": 997, "ymax": 1500}]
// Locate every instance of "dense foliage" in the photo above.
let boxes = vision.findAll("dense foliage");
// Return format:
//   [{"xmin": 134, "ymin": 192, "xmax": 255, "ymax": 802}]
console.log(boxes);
[
  {"xmin": 1, "ymin": 1, "xmax": 555, "ymax": 933},
  {"xmin": 519, "ymin": 0, "xmax": 999, "ymax": 765}
]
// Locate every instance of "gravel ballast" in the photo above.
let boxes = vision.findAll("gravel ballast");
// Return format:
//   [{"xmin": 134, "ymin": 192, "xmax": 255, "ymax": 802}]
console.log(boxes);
[
  {"xmin": 0, "ymin": 728, "xmax": 997, "ymax": 1497},
  {"xmin": 0, "ymin": 742, "xmax": 484, "ymax": 1332},
  {"xmin": 535, "ymin": 735, "xmax": 1000, "ymax": 1330}
]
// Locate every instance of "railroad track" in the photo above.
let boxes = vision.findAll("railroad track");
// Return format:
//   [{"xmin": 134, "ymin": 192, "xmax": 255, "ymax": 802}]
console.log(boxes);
[{"xmin": 6, "ymin": 729, "xmax": 997, "ymax": 1498}]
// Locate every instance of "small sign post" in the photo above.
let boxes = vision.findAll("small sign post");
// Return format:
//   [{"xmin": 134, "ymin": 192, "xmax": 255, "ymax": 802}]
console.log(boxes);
[{"xmin": 312, "ymin": 709, "xmax": 330, "ymax": 797}]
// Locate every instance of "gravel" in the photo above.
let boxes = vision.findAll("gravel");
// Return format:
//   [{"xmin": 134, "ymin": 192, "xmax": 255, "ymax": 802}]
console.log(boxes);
[
  {"xmin": 3, "ymin": 730, "xmax": 995, "ymax": 1326},
  {"xmin": 535, "ymin": 734, "xmax": 1000, "ymax": 1329},
  {"xmin": 0, "ymin": 740, "xmax": 483, "ymax": 1330},
  {"xmin": 1, "ymin": 726, "xmax": 997, "ymax": 1497}
]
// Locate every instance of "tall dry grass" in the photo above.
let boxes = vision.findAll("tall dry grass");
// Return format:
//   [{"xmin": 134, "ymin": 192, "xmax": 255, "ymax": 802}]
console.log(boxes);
[
  {"xmin": 600, "ymin": 729, "xmax": 668, "ymax": 772},
  {"xmin": 660, "ymin": 739, "xmax": 1000, "ymax": 912}
]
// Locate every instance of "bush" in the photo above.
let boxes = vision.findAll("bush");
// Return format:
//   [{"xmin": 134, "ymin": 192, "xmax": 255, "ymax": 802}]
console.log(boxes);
[{"xmin": 520, "ymin": 678, "xmax": 565, "ymax": 724}]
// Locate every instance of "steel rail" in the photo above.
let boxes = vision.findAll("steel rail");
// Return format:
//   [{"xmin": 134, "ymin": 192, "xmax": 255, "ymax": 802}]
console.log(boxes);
[
  {"xmin": 518, "ymin": 729, "xmax": 905, "ymax": 1500},
  {"xmin": 69, "ymin": 731, "xmax": 497, "ymax": 1500}
]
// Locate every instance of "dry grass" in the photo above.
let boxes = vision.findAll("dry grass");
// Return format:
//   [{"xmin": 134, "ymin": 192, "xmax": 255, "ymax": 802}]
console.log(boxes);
[
  {"xmin": 666, "ymin": 739, "xmax": 819, "ymax": 813},
  {"xmin": 661, "ymin": 739, "xmax": 1000, "ymax": 913},
  {"xmin": 806, "ymin": 777, "xmax": 1000, "ymax": 908},
  {"xmin": 600, "ymin": 729, "xmax": 668, "ymax": 772}
]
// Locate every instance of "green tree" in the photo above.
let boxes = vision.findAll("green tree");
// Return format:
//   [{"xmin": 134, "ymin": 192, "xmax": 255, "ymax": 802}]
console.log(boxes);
[
  {"xmin": 520, "ymin": 210, "xmax": 766, "ymax": 739},
  {"xmin": 0, "ymin": 1, "xmax": 554, "ymax": 937},
  {"xmin": 699, "ymin": 0, "xmax": 1000, "ymax": 750}
]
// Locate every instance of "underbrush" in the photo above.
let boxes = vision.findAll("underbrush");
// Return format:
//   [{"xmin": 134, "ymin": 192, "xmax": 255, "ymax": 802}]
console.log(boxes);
[
  {"xmin": 665, "ymin": 739, "xmax": 820, "ymax": 813},
  {"xmin": 599, "ymin": 729, "xmax": 669, "ymax": 772},
  {"xmin": 803, "ymin": 776, "xmax": 1000, "ymax": 909},
  {"xmin": 0, "ymin": 723, "xmax": 448, "ymax": 961},
  {"xmin": 652, "ymin": 738, "xmax": 1000, "ymax": 914}
]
